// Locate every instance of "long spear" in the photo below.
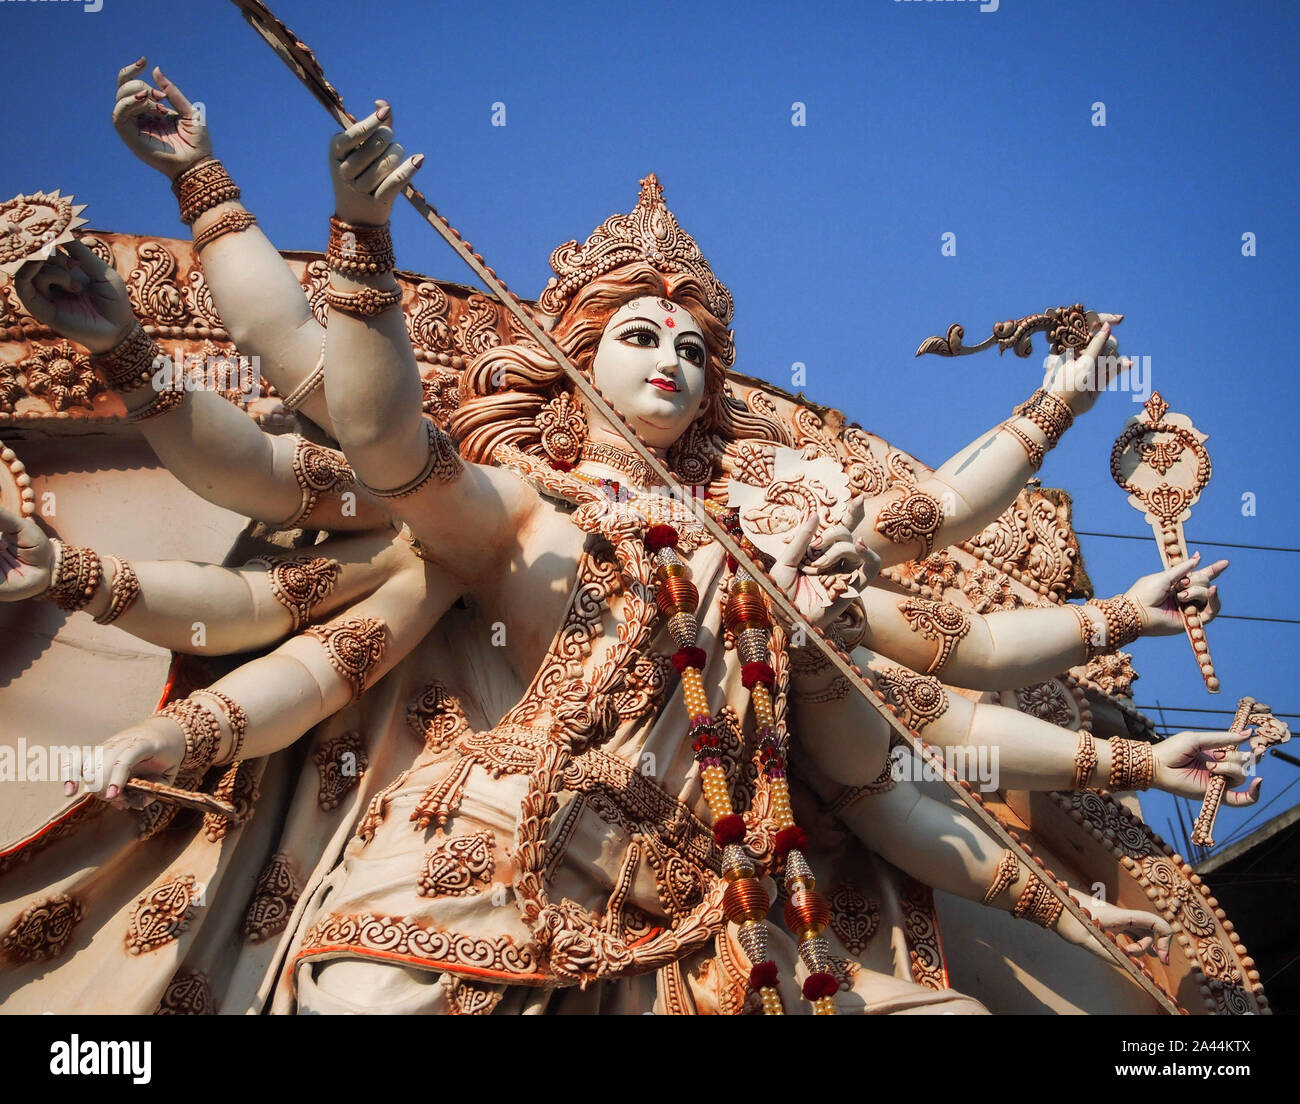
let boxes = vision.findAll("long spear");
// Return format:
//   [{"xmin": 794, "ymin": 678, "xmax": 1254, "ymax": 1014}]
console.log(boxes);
[{"xmin": 228, "ymin": 0, "xmax": 1181, "ymax": 1011}]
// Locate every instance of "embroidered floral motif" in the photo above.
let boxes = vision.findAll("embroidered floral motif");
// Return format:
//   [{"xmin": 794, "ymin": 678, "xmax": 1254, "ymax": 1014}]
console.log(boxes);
[
  {"xmin": 417, "ymin": 831, "xmax": 496, "ymax": 897},
  {"xmin": 828, "ymin": 883, "xmax": 880, "ymax": 956},
  {"xmin": 126, "ymin": 874, "xmax": 198, "ymax": 955},
  {"xmin": 155, "ymin": 970, "xmax": 214, "ymax": 1015},
  {"xmin": 244, "ymin": 852, "xmax": 300, "ymax": 943},
  {"xmin": 1, "ymin": 893, "xmax": 82, "ymax": 962},
  {"xmin": 314, "ymin": 731, "xmax": 368, "ymax": 811}
]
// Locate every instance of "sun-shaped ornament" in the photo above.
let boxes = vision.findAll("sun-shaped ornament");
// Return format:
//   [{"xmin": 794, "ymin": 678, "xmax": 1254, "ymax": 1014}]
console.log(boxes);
[{"xmin": 0, "ymin": 191, "xmax": 89, "ymax": 277}]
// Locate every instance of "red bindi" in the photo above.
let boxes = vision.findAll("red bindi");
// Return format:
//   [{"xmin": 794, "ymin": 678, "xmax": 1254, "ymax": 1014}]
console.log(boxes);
[{"xmin": 664, "ymin": 317, "xmax": 675, "ymax": 328}]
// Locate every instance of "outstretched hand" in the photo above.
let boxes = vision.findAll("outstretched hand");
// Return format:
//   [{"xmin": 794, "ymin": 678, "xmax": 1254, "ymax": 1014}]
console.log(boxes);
[
  {"xmin": 13, "ymin": 241, "xmax": 137, "ymax": 354},
  {"xmin": 0, "ymin": 505, "xmax": 54, "ymax": 601},
  {"xmin": 1153, "ymin": 729, "xmax": 1262, "ymax": 806},
  {"xmin": 768, "ymin": 500, "xmax": 879, "ymax": 635},
  {"xmin": 1087, "ymin": 900, "xmax": 1174, "ymax": 965},
  {"xmin": 1042, "ymin": 313, "xmax": 1129, "ymax": 417},
  {"xmin": 112, "ymin": 58, "xmax": 212, "ymax": 180},
  {"xmin": 1126, "ymin": 551, "xmax": 1226, "ymax": 636},
  {"xmin": 329, "ymin": 100, "xmax": 424, "ymax": 227}
]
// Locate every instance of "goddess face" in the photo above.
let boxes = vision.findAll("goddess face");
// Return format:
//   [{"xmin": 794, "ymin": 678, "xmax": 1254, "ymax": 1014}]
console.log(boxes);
[{"xmin": 588, "ymin": 297, "xmax": 709, "ymax": 449}]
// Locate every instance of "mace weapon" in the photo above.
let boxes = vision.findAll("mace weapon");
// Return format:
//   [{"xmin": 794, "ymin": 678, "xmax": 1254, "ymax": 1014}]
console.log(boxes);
[
  {"xmin": 1190, "ymin": 699, "xmax": 1290, "ymax": 849},
  {"xmin": 225, "ymin": 0, "xmax": 1183, "ymax": 1011}
]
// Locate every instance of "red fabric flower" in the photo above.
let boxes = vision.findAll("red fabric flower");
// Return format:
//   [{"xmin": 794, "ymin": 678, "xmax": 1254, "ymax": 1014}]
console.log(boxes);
[
  {"xmin": 773, "ymin": 826, "xmax": 809, "ymax": 857},
  {"xmin": 713, "ymin": 813, "xmax": 747, "ymax": 846},
  {"xmin": 802, "ymin": 972, "xmax": 839, "ymax": 1000},
  {"xmin": 645, "ymin": 524, "xmax": 679, "ymax": 552},
  {"xmin": 741, "ymin": 661, "xmax": 776, "ymax": 689},
  {"xmin": 750, "ymin": 960, "xmax": 779, "ymax": 989},
  {"xmin": 672, "ymin": 647, "xmax": 708, "ymax": 672}
]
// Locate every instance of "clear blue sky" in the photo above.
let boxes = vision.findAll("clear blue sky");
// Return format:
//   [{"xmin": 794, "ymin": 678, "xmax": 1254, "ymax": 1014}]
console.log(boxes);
[{"xmin": 3, "ymin": 0, "xmax": 1297, "ymax": 853}]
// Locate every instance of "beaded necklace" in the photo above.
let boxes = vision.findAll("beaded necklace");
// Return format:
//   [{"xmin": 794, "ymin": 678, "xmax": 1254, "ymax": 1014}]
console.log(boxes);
[{"xmin": 647, "ymin": 516, "xmax": 839, "ymax": 1016}]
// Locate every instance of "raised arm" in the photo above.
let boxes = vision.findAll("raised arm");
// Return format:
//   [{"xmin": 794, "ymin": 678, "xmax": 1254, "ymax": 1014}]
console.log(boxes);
[
  {"xmin": 314, "ymin": 104, "xmax": 536, "ymax": 578},
  {"xmin": 860, "ymin": 554, "xmax": 1228, "ymax": 691},
  {"xmin": 11, "ymin": 245, "xmax": 388, "ymax": 531},
  {"xmin": 112, "ymin": 59, "xmax": 334, "ymax": 431},
  {"xmin": 0, "ymin": 508, "xmax": 415, "ymax": 655},
  {"xmin": 801, "ymin": 321, "xmax": 1131, "ymax": 571}
]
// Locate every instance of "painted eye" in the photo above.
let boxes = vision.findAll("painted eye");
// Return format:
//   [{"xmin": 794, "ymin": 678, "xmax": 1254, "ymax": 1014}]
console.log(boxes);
[{"xmin": 681, "ymin": 344, "xmax": 705, "ymax": 365}]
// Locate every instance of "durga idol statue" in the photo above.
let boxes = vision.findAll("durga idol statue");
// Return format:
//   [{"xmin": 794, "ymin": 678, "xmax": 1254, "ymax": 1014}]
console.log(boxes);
[{"xmin": 0, "ymin": 57, "xmax": 1263, "ymax": 1016}]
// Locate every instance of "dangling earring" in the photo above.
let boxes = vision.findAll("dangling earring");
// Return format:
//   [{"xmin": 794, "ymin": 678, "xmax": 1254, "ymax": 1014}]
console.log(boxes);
[{"xmin": 536, "ymin": 390, "xmax": 587, "ymax": 466}]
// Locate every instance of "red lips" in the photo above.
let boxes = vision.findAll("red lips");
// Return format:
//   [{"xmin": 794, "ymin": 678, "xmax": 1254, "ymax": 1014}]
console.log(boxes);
[{"xmin": 647, "ymin": 378, "xmax": 679, "ymax": 392}]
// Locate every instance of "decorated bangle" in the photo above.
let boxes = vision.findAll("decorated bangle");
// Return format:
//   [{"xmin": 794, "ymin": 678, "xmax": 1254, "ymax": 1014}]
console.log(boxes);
[
  {"xmin": 190, "ymin": 689, "xmax": 250, "ymax": 764},
  {"xmin": 1107, "ymin": 736, "xmax": 1155, "ymax": 792},
  {"xmin": 193, "ymin": 208, "xmax": 257, "ymax": 252},
  {"xmin": 1012, "ymin": 389, "xmax": 1074, "ymax": 450},
  {"xmin": 1067, "ymin": 603, "xmax": 1100, "ymax": 662},
  {"xmin": 326, "ymin": 215, "xmax": 395, "ymax": 276},
  {"xmin": 44, "ymin": 540, "xmax": 103, "ymax": 612},
  {"xmin": 1072, "ymin": 729, "xmax": 1098, "ymax": 790},
  {"xmin": 999, "ymin": 418, "xmax": 1046, "ymax": 471},
  {"xmin": 130, "ymin": 385, "xmax": 187, "ymax": 422},
  {"xmin": 324, "ymin": 284, "xmax": 402, "ymax": 318},
  {"xmin": 90, "ymin": 323, "xmax": 160, "ymax": 394},
  {"xmin": 873, "ymin": 488, "xmax": 945, "ymax": 559},
  {"xmin": 356, "ymin": 418, "xmax": 463, "ymax": 497},
  {"xmin": 1086, "ymin": 594, "xmax": 1144, "ymax": 652},
  {"xmin": 158, "ymin": 697, "xmax": 223, "ymax": 773},
  {"xmin": 982, "ymin": 849, "xmax": 1020, "ymax": 906},
  {"xmin": 93, "ymin": 556, "xmax": 141, "ymax": 626},
  {"xmin": 1011, "ymin": 873, "xmax": 1064, "ymax": 929},
  {"xmin": 172, "ymin": 158, "xmax": 241, "ymax": 226}
]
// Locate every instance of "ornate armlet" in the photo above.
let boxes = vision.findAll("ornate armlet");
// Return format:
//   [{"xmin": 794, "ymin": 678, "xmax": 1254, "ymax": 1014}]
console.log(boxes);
[
  {"xmin": 280, "ymin": 336, "xmax": 327, "ymax": 412},
  {"xmin": 172, "ymin": 158, "xmax": 241, "ymax": 226},
  {"xmin": 1107, "ymin": 736, "xmax": 1154, "ymax": 792},
  {"xmin": 1012, "ymin": 874, "xmax": 1064, "ymax": 929},
  {"xmin": 324, "ymin": 284, "xmax": 402, "ymax": 318},
  {"xmin": 157, "ymin": 697, "xmax": 221, "ymax": 773},
  {"xmin": 327, "ymin": 215, "xmax": 395, "ymax": 276},
  {"xmin": 1072, "ymin": 729, "xmax": 1098, "ymax": 790},
  {"xmin": 982, "ymin": 849, "xmax": 1019, "ymax": 905},
  {"xmin": 90, "ymin": 323, "xmax": 160, "ymax": 394},
  {"xmin": 356, "ymin": 418, "xmax": 464, "ymax": 498},
  {"xmin": 93, "ymin": 556, "xmax": 141, "ymax": 626},
  {"xmin": 44, "ymin": 540, "xmax": 102, "ymax": 612},
  {"xmin": 193, "ymin": 209, "xmax": 257, "ymax": 252},
  {"xmin": 303, "ymin": 616, "xmax": 388, "ymax": 701},
  {"xmin": 898, "ymin": 597, "xmax": 970, "ymax": 675},
  {"xmin": 1067, "ymin": 603, "xmax": 1102, "ymax": 662},
  {"xmin": 998, "ymin": 419, "xmax": 1046, "ymax": 471},
  {"xmin": 190, "ymin": 689, "xmax": 250, "ymax": 764},
  {"xmin": 1011, "ymin": 389, "xmax": 1074, "ymax": 450},
  {"xmin": 244, "ymin": 553, "xmax": 342, "ymax": 632},
  {"xmin": 130, "ymin": 386, "xmax": 187, "ymax": 422},
  {"xmin": 282, "ymin": 436, "xmax": 357, "ymax": 529},
  {"xmin": 873, "ymin": 489, "xmax": 944, "ymax": 558},
  {"xmin": 1086, "ymin": 594, "xmax": 1143, "ymax": 652}
]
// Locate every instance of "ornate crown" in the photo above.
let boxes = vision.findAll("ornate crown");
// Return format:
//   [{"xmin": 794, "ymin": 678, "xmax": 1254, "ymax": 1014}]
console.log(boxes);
[{"xmin": 537, "ymin": 174, "xmax": 734, "ymax": 326}]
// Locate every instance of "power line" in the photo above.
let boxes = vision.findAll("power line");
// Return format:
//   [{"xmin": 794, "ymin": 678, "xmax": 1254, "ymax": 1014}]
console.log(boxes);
[
  {"xmin": 1139, "ymin": 706, "xmax": 1300, "ymax": 720},
  {"xmin": 1207, "ymin": 776, "xmax": 1300, "ymax": 852},
  {"xmin": 1214, "ymin": 614, "xmax": 1300, "ymax": 625},
  {"xmin": 1075, "ymin": 530, "xmax": 1300, "ymax": 554}
]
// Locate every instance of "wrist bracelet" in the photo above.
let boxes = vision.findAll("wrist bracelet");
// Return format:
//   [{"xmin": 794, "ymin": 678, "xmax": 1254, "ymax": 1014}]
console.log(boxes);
[
  {"xmin": 193, "ymin": 208, "xmax": 257, "ymax": 252},
  {"xmin": 1072, "ymin": 729, "xmax": 1098, "ymax": 790},
  {"xmin": 44, "ymin": 541, "xmax": 102, "ymax": 612},
  {"xmin": 1086, "ymin": 594, "xmax": 1143, "ymax": 652},
  {"xmin": 999, "ymin": 419, "xmax": 1046, "ymax": 471},
  {"xmin": 1012, "ymin": 873, "xmax": 1064, "ymax": 929},
  {"xmin": 172, "ymin": 158, "xmax": 241, "ymax": 226},
  {"xmin": 93, "ymin": 556, "xmax": 141, "ymax": 626},
  {"xmin": 327, "ymin": 215, "xmax": 395, "ymax": 276},
  {"xmin": 1107, "ymin": 736, "xmax": 1155, "ymax": 792},
  {"xmin": 90, "ymin": 323, "xmax": 160, "ymax": 394},
  {"xmin": 190, "ymin": 689, "xmax": 250, "ymax": 764},
  {"xmin": 130, "ymin": 385, "xmax": 187, "ymax": 422},
  {"xmin": 982, "ymin": 849, "xmax": 1020, "ymax": 905},
  {"xmin": 324, "ymin": 284, "xmax": 402, "ymax": 318},
  {"xmin": 158, "ymin": 697, "xmax": 223, "ymax": 773},
  {"xmin": 1011, "ymin": 389, "xmax": 1074, "ymax": 450}
]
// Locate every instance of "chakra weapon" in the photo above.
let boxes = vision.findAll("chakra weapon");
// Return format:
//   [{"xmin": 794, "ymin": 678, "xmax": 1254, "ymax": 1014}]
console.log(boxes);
[{"xmin": 224, "ymin": 0, "xmax": 1183, "ymax": 1010}]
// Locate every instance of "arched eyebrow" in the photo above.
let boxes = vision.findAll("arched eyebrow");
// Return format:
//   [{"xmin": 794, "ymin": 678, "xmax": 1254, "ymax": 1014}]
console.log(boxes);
[{"xmin": 617, "ymin": 316, "xmax": 705, "ymax": 343}]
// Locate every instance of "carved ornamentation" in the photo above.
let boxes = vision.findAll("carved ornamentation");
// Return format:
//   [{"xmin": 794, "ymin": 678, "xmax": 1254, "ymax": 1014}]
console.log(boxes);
[
  {"xmin": 297, "ymin": 913, "xmax": 543, "ymax": 976},
  {"xmin": 154, "ymin": 970, "xmax": 215, "ymax": 1015},
  {"xmin": 248, "ymin": 554, "xmax": 342, "ymax": 631},
  {"xmin": 244, "ymin": 852, "xmax": 300, "ymax": 943},
  {"xmin": 314, "ymin": 730, "xmax": 369, "ymax": 811},
  {"xmin": 1081, "ymin": 650, "xmax": 1137, "ymax": 698},
  {"xmin": 287, "ymin": 437, "xmax": 357, "ymax": 526},
  {"xmin": 898, "ymin": 876, "xmax": 947, "ymax": 991},
  {"xmin": 0, "ymin": 190, "xmax": 88, "ymax": 275},
  {"xmin": 406, "ymin": 681, "xmax": 472, "ymax": 755},
  {"xmin": 871, "ymin": 666, "xmax": 949, "ymax": 733},
  {"xmin": 417, "ymin": 831, "xmax": 496, "ymax": 898},
  {"xmin": 874, "ymin": 489, "xmax": 943, "ymax": 558},
  {"xmin": 1, "ymin": 893, "xmax": 83, "ymax": 962},
  {"xmin": 828, "ymin": 884, "xmax": 879, "ymax": 956},
  {"xmin": 962, "ymin": 564, "xmax": 1019, "ymax": 614},
  {"xmin": 202, "ymin": 759, "xmax": 261, "ymax": 842},
  {"xmin": 127, "ymin": 240, "xmax": 188, "ymax": 326},
  {"xmin": 421, "ymin": 370, "xmax": 461, "ymax": 428},
  {"xmin": 898, "ymin": 598, "xmax": 971, "ymax": 675},
  {"xmin": 125, "ymin": 874, "xmax": 198, "ymax": 955},
  {"xmin": 303, "ymin": 617, "xmax": 387, "ymax": 701},
  {"xmin": 1015, "ymin": 680, "xmax": 1075, "ymax": 729},
  {"xmin": 536, "ymin": 390, "xmax": 586, "ymax": 466},
  {"xmin": 915, "ymin": 302, "xmax": 1095, "ymax": 361},
  {"xmin": 20, "ymin": 341, "xmax": 99, "ymax": 411},
  {"xmin": 442, "ymin": 975, "xmax": 505, "ymax": 1015}
]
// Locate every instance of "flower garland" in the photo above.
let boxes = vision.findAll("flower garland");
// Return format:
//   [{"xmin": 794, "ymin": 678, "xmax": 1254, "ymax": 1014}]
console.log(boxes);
[{"xmin": 646, "ymin": 517, "xmax": 838, "ymax": 1016}]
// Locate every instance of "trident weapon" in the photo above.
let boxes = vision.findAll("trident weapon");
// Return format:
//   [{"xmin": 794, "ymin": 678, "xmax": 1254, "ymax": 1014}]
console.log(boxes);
[
  {"xmin": 1190, "ymin": 699, "xmax": 1291, "ymax": 848},
  {"xmin": 225, "ymin": 0, "xmax": 1184, "ymax": 1011},
  {"xmin": 1111, "ymin": 393, "xmax": 1218, "ymax": 692}
]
